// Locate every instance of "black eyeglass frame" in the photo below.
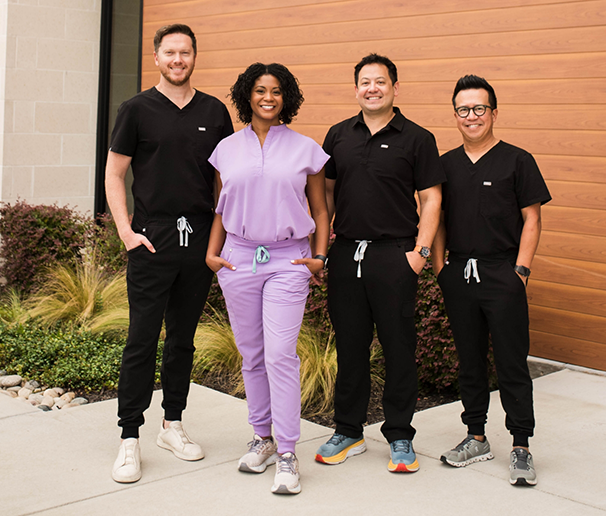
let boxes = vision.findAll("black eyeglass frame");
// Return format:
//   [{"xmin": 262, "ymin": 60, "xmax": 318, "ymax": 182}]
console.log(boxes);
[{"xmin": 454, "ymin": 104, "xmax": 493, "ymax": 118}]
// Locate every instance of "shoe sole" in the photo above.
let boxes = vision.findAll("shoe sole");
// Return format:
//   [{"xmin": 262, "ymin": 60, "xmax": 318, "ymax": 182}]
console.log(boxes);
[
  {"xmin": 238, "ymin": 452, "xmax": 279, "ymax": 473},
  {"xmin": 157, "ymin": 437, "xmax": 204, "ymax": 461},
  {"xmin": 271, "ymin": 483, "xmax": 302, "ymax": 495},
  {"xmin": 112, "ymin": 469, "xmax": 141, "ymax": 483},
  {"xmin": 510, "ymin": 476, "xmax": 537, "ymax": 486},
  {"xmin": 388, "ymin": 458, "xmax": 420, "ymax": 473},
  {"xmin": 315, "ymin": 440, "xmax": 367, "ymax": 465},
  {"xmin": 440, "ymin": 451, "xmax": 494, "ymax": 468}
]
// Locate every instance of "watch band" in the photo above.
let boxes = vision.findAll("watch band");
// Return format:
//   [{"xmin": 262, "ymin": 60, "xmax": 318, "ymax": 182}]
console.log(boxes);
[
  {"xmin": 314, "ymin": 254, "xmax": 327, "ymax": 264},
  {"xmin": 514, "ymin": 265, "xmax": 531, "ymax": 277}
]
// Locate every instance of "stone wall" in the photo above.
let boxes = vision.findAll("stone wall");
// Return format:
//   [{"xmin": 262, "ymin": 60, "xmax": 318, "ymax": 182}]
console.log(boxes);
[{"xmin": 0, "ymin": 0, "xmax": 101, "ymax": 214}]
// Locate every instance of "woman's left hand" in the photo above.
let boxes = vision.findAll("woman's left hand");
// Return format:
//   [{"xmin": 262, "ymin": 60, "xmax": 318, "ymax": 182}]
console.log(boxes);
[{"xmin": 291, "ymin": 257, "xmax": 325, "ymax": 275}]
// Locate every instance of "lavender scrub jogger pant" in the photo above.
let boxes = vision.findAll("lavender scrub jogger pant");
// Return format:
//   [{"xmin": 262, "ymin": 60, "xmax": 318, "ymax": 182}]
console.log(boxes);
[{"xmin": 217, "ymin": 233, "xmax": 312, "ymax": 454}]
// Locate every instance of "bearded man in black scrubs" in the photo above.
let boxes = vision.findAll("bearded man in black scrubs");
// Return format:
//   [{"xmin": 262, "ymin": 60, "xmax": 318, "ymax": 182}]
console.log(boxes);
[
  {"xmin": 314, "ymin": 54, "xmax": 444, "ymax": 473},
  {"xmin": 432, "ymin": 75, "xmax": 550, "ymax": 486},
  {"xmin": 105, "ymin": 24, "xmax": 233, "ymax": 483}
]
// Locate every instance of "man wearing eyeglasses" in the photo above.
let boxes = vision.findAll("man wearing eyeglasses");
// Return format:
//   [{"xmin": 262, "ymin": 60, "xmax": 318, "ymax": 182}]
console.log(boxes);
[{"xmin": 432, "ymin": 75, "xmax": 551, "ymax": 486}]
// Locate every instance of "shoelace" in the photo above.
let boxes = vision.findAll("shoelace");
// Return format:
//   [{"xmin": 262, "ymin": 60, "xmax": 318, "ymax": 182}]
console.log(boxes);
[
  {"xmin": 252, "ymin": 245, "xmax": 270, "ymax": 273},
  {"xmin": 392, "ymin": 440, "xmax": 411, "ymax": 453},
  {"xmin": 454, "ymin": 435, "xmax": 476, "ymax": 451},
  {"xmin": 512, "ymin": 448, "xmax": 529, "ymax": 470},
  {"xmin": 123, "ymin": 441, "xmax": 137, "ymax": 464},
  {"xmin": 327, "ymin": 433, "xmax": 347, "ymax": 446},
  {"xmin": 248, "ymin": 437, "xmax": 271, "ymax": 452},
  {"xmin": 276, "ymin": 454, "xmax": 297, "ymax": 474},
  {"xmin": 464, "ymin": 258, "xmax": 481, "ymax": 283},
  {"xmin": 176, "ymin": 216, "xmax": 193, "ymax": 247}
]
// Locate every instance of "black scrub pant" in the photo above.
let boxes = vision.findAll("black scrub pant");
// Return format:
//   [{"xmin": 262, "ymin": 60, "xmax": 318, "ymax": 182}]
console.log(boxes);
[
  {"xmin": 118, "ymin": 214, "xmax": 214, "ymax": 439},
  {"xmin": 437, "ymin": 255, "xmax": 535, "ymax": 444},
  {"xmin": 327, "ymin": 237, "xmax": 419, "ymax": 443}
]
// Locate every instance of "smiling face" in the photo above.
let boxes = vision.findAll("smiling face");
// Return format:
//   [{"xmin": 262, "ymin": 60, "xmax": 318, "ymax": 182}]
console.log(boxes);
[
  {"xmin": 355, "ymin": 63, "xmax": 399, "ymax": 116},
  {"xmin": 154, "ymin": 33, "xmax": 196, "ymax": 87},
  {"xmin": 453, "ymin": 88, "xmax": 498, "ymax": 145},
  {"xmin": 250, "ymin": 74, "xmax": 284, "ymax": 126}
]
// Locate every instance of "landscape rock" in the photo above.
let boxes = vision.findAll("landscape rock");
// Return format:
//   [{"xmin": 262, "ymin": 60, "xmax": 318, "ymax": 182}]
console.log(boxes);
[
  {"xmin": 28, "ymin": 393, "xmax": 44, "ymax": 405},
  {"xmin": 53, "ymin": 387, "xmax": 65, "ymax": 395},
  {"xmin": 71, "ymin": 397, "xmax": 89, "ymax": 406},
  {"xmin": 44, "ymin": 388, "xmax": 59, "ymax": 398},
  {"xmin": 1, "ymin": 375, "xmax": 22, "ymax": 387},
  {"xmin": 38, "ymin": 404, "xmax": 51, "ymax": 411},
  {"xmin": 60, "ymin": 392, "xmax": 75, "ymax": 402},
  {"xmin": 41, "ymin": 396, "xmax": 55, "ymax": 408},
  {"xmin": 24, "ymin": 380, "xmax": 40, "ymax": 390},
  {"xmin": 8, "ymin": 386, "xmax": 22, "ymax": 393},
  {"xmin": 0, "ymin": 389, "xmax": 17, "ymax": 398},
  {"xmin": 54, "ymin": 398, "xmax": 68, "ymax": 409},
  {"xmin": 18, "ymin": 387, "xmax": 33, "ymax": 398},
  {"xmin": 0, "ymin": 370, "xmax": 7, "ymax": 376}
]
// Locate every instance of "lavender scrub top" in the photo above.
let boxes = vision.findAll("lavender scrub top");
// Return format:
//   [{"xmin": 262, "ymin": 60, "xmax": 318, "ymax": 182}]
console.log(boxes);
[{"xmin": 208, "ymin": 124, "xmax": 329, "ymax": 242}]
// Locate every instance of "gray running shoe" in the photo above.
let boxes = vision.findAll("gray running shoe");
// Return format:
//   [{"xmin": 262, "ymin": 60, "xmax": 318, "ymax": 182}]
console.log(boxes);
[
  {"xmin": 441, "ymin": 434, "xmax": 494, "ymax": 467},
  {"xmin": 510, "ymin": 447, "xmax": 537, "ymax": 486},
  {"xmin": 271, "ymin": 452, "xmax": 301, "ymax": 495},
  {"xmin": 238, "ymin": 434, "xmax": 279, "ymax": 473}
]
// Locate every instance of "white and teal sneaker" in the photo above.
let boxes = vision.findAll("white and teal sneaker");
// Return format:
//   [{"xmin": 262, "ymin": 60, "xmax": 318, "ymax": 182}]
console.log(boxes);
[{"xmin": 388, "ymin": 439, "xmax": 419, "ymax": 473}]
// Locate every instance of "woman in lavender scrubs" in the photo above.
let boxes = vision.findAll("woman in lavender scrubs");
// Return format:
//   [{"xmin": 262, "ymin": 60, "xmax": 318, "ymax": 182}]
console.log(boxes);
[{"xmin": 206, "ymin": 63, "xmax": 329, "ymax": 495}]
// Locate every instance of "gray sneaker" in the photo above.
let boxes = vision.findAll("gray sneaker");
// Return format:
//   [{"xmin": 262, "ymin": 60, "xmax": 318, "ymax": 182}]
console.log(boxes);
[
  {"xmin": 441, "ymin": 435, "xmax": 494, "ymax": 467},
  {"xmin": 238, "ymin": 434, "xmax": 279, "ymax": 473},
  {"xmin": 510, "ymin": 447, "xmax": 537, "ymax": 486}
]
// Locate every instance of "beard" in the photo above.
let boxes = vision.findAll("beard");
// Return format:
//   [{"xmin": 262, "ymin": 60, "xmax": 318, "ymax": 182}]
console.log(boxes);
[{"xmin": 160, "ymin": 66, "xmax": 194, "ymax": 87}]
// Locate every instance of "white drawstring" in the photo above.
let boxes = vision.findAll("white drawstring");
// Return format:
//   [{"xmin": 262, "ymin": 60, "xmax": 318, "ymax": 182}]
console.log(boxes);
[
  {"xmin": 176, "ymin": 216, "xmax": 193, "ymax": 247},
  {"xmin": 354, "ymin": 240, "xmax": 370, "ymax": 278},
  {"xmin": 464, "ymin": 258, "xmax": 481, "ymax": 284}
]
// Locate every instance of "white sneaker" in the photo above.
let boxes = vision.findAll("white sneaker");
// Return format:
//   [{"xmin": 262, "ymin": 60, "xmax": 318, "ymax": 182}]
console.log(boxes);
[
  {"xmin": 157, "ymin": 420, "xmax": 204, "ymax": 461},
  {"xmin": 238, "ymin": 434, "xmax": 279, "ymax": 473},
  {"xmin": 112, "ymin": 438, "xmax": 141, "ymax": 483},
  {"xmin": 271, "ymin": 452, "xmax": 301, "ymax": 495}
]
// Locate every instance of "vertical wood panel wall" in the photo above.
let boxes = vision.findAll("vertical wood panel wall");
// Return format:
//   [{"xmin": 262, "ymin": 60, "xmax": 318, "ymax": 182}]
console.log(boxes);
[{"xmin": 142, "ymin": 0, "xmax": 606, "ymax": 370}]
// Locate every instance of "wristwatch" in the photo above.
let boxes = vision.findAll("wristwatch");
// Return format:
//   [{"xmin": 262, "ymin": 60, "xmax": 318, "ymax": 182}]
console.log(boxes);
[
  {"xmin": 414, "ymin": 245, "xmax": 431, "ymax": 259},
  {"xmin": 514, "ymin": 265, "xmax": 531, "ymax": 278}
]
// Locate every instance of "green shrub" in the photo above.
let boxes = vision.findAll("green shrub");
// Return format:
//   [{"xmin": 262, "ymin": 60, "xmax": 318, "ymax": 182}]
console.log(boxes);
[
  {"xmin": 90, "ymin": 213, "xmax": 127, "ymax": 276},
  {"xmin": 0, "ymin": 322, "xmax": 147, "ymax": 391},
  {"xmin": 0, "ymin": 201, "xmax": 90, "ymax": 294}
]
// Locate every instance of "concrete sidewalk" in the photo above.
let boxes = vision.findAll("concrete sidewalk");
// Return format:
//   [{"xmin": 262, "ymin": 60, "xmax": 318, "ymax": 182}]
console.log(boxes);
[{"xmin": 2, "ymin": 368, "xmax": 605, "ymax": 515}]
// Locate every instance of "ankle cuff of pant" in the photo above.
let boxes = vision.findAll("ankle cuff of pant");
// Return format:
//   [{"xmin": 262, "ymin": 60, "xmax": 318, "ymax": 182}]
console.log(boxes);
[
  {"xmin": 277, "ymin": 440, "xmax": 296, "ymax": 455},
  {"xmin": 164, "ymin": 411, "xmax": 182, "ymax": 422},
  {"xmin": 253, "ymin": 425, "xmax": 272, "ymax": 438},
  {"xmin": 512, "ymin": 435, "xmax": 530, "ymax": 448},
  {"xmin": 121, "ymin": 427, "xmax": 139, "ymax": 439},
  {"xmin": 467, "ymin": 425, "xmax": 485, "ymax": 437}
]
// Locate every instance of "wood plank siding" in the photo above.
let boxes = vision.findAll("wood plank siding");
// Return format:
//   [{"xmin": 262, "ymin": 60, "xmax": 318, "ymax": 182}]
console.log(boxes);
[{"xmin": 141, "ymin": 0, "xmax": 606, "ymax": 370}]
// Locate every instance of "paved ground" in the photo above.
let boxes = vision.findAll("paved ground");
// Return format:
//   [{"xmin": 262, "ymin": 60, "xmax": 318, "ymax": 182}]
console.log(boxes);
[{"xmin": 2, "ymin": 366, "xmax": 605, "ymax": 515}]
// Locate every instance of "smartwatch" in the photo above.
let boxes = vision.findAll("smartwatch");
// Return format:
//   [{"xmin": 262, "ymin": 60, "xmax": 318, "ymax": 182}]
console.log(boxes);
[{"xmin": 514, "ymin": 265, "xmax": 531, "ymax": 278}]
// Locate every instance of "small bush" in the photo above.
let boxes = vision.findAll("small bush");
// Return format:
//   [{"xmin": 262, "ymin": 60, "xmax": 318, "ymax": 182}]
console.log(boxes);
[
  {"xmin": 0, "ymin": 322, "xmax": 159, "ymax": 391},
  {"xmin": 25, "ymin": 253, "xmax": 128, "ymax": 333},
  {"xmin": 89, "ymin": 213, "xmax": 128, "ymax": 276},
  {"xmin": 0, "ymin": 201, "xmax": 90, "ymax": 294}
]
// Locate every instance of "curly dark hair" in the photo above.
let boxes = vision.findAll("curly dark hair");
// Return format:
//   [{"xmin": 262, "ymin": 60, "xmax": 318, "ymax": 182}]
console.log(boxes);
[{"xmin": 230, "ymin": 63, "xmax": 304, "ymax": 125}]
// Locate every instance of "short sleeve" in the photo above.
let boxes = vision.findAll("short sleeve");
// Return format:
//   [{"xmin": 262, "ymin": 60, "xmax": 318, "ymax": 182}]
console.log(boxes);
[
  {"xmin": 208, "ymin": 140, "xmax": 223, "ymax": 171},
  {"xmin": 109, "ymin": 100, "xmax": 138, "ymax": 157},
  {"xmin": 414, "ymin": 131, "xmax": 446, "ymax": 192},
  {"xmin": 322, "ymin": 127, "xmax": 337, "ymax": 180},
  {"xmin": 220, "ymin": 104, "xmax": 235, "ymax": 140},
  {"xmin": 515, "ymin": 152, "xmax": 552, "ymax": 208},
  {"xmin": 308, "ymin": 140, "xmax": 330, "ymax": 175}
]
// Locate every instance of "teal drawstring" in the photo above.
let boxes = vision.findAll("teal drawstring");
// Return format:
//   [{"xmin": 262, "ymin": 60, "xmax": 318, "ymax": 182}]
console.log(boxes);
[{"xmin": 252, "ymin": 245, "xmax": 270, "ymax": 273}]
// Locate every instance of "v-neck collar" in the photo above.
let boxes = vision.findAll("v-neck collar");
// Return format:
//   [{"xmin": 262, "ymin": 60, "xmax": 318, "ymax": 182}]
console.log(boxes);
[{"xmin": 153, "ymin": 86, "xmax": 199, "ymax": 112}]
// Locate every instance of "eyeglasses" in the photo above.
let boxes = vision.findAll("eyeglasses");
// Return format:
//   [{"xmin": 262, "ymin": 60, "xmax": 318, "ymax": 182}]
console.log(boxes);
[{"xmin": 454, "ymin": 105, "xmax": 493, "ymax": 118}]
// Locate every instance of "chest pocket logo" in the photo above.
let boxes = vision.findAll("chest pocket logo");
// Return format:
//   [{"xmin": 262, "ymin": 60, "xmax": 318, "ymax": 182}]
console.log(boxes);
[{"xmin": 480, "ymin": 180, "xmax": 516, "ymax": 219}]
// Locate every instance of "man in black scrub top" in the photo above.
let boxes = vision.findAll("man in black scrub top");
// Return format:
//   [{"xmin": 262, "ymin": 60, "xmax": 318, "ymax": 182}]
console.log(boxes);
[
  {"xmin": 432, "ymin": 75, "xmax": 551, "ymax": 486},
  {"xmin": 315, "ymin": 54, "xmax": 444, "ymax": 473},
  {"xmin": 105, "ymin": 24, "xmax": 233, "ymax": 483}
]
